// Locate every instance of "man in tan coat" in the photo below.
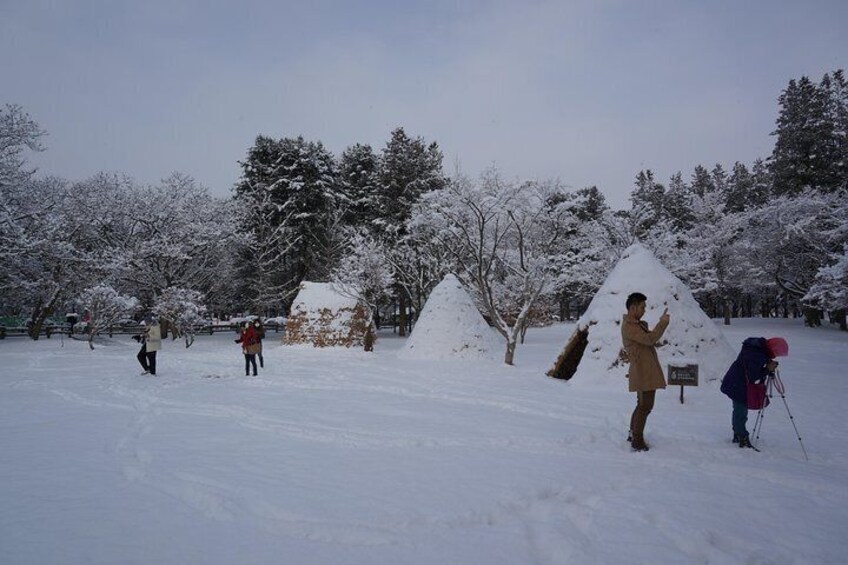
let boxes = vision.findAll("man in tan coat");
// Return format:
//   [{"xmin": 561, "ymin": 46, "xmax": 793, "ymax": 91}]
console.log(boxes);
[{"xmin": 622, "ymin": 292, "xmax": 670, "ymax": 451}]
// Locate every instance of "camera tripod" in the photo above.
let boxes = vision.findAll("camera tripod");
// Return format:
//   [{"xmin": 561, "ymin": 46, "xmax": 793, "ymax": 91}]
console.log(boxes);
[{"xmin": 751, "ymin": 369, "xmax": 808, "ymax": 460}]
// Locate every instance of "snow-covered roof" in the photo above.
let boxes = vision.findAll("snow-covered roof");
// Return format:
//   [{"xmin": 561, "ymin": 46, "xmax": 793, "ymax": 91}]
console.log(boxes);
[
  {"xmin": 571, "ymin": 243, "xmax": 734, "ymax": 385},
  {"xmin": 290, "ymin": 282, "xmax": 360, "ymax": 315},
  {"xmin": 400, "ymin": 274, "xmax": 501, "ymax": 361}
]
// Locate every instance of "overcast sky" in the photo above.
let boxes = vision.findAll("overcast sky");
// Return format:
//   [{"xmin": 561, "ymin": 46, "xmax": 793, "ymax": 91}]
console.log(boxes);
[{"xmin": 3, "ymin": 1, "xmax": 846, "ymax": 208}]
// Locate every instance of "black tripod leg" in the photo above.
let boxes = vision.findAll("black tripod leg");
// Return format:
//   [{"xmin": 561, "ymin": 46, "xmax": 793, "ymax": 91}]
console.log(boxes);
[{"xmin": 778, "ymin": 393, "xmax": 809, "ymax": 461}]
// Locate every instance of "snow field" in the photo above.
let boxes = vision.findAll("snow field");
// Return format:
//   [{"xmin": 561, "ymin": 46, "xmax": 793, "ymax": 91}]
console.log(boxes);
[{"xmin": 1, "ymin": 319, "xmax": 847, "ymax": 564}]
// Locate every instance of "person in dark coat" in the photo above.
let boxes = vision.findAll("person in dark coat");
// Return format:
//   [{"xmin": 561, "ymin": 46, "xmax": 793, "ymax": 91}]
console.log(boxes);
[{"xmin": 720, "ymin": 337, "xmax": 784, "ymax": 448}]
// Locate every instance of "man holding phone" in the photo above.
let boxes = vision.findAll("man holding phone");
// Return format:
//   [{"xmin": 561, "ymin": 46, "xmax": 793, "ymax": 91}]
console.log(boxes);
[{"xmin": 622, "ymin": 292, "xmax": 670, "ymax": 452}]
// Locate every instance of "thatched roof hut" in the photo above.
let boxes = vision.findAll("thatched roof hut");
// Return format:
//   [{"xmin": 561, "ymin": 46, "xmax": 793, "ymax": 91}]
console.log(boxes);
[{"xmin": 283, "ymin": 282, "xmax": 372, "ymax": 348}]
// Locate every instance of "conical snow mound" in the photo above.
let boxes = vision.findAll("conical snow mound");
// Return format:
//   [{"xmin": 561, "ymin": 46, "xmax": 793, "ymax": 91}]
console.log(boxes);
[
  {"xmin": 400, "ymin": 274, "xmax": 501, "ymax": 360},
  {"xmin": 559, "ymin": 243, "xmax": 734, "ymax": 386}
]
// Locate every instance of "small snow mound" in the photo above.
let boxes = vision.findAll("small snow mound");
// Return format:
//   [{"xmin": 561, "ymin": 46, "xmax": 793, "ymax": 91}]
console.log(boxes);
[{"xmin": 400, "ymin": 274, "xmax": 501, "ymax": 361}]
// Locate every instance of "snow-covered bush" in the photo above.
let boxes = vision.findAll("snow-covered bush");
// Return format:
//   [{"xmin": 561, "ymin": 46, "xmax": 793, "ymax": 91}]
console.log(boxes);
[
  {"xmin": 152, "ymin": 287, "xmax": 208, "ymax": 348},
  {"xmin": 79, "ymin": 285, "xmax": 139, "ymax": 349}
]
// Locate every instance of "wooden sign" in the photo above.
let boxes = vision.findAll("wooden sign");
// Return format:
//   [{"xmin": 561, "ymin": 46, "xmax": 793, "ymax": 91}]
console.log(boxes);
[
  {"xmin": 668, "ymin": 364, "xmax": 699, "ymax": 386},
  {"xmin": 668, "ymin": 364, "xmax": 698, "ymax": 404}
]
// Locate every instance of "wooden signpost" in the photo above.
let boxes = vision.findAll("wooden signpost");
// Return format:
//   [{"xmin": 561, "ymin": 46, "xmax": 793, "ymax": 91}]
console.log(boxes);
[{"xmin": 668, "ymin": 363, "xmax": 699, "ymax": 404}]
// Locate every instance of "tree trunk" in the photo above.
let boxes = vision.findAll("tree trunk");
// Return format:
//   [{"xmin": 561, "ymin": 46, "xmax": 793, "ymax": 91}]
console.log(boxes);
[
  {"xmin": 723, "ymin": 297, "xmax": 731, "ymax": 326},
  {"xmin": 803, "ymin": 307, "xmax": 822, "ymax": 327},
  {"xmin": 398, "ymin": 291, "xmax": 407, "ymax": 337},
  {"xmin": 504, "ymin": 339, "xmax": 516, "ymax": 365},
  {"xmin": 28, "ymin": 296, "xmax": 58, "ymax": 341},
  {"xmin": 835, "ymin": 309, "xmax": 847, "ymax": 331}
]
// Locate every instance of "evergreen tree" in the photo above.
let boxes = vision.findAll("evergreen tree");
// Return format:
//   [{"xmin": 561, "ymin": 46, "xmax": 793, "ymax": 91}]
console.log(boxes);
[
  {"xmin": 749, "ymin": 158, "xmax": 772, "ymax": 209},
  {"xmin": 234, "ymin": 135, "xmax": 341, "ymax": 311},
  {"xmin": 376, "ymin": 127, "xmax": 445, "ymax": 238},
  {"xmin": 629, "ymin": 169, "xmax": 665, "ymax": 236},
  {"xmin": 338, "ymin": 143, "xmax": 380, "ymax": 230},
  {"xmin": 664, "ymin": 171, "xmax": 696, "ymax": 231},
  {"xmin": 770, "ymin": 71, "xmax": 846, "ymax": 195},
  {"xmin": 711, "ymin": 163, "xmax": 728, "ymax": 201},
  {"xmin": 375, "ymin": 127, "xmax": 446, "ymax": 334},
  {"xmin": 725, "ymin": 161, "xmax": 753, "ymax": 213},
  {"xmin": 690, "ymin": 164, "xmax": 715, "ymax": 197}
]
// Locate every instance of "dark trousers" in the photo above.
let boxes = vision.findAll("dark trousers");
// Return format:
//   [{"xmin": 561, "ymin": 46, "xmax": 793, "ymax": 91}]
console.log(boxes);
[
  {"xmin": 732, "ymin": 400, "xmax": 749, "ymax": 439},
  {"xmin": 244, "ymin": 354, "xmax": 257, "ymax": 376},
  {"xmin": 630, "ymin": 390, "xmax": 656, "ymax": 440},
  {"xmin": 137, "ymin": 345, "xmax": 157, "ymax": 375}
]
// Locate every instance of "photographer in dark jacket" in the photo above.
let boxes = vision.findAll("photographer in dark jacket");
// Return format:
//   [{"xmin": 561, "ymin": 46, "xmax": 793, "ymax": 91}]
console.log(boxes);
[{"xmin": 720, "ymin": 337, "xmax": 786, "ymax": 448}]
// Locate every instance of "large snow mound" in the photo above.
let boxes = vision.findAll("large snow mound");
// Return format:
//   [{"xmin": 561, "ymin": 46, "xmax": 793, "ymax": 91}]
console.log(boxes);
[
  {"xmin": 572, "ymin": 243, "xmax": 735, "ymax": 386},
  {"xmin": 400, "ymin": 274, "xmax": 502, "ymax": 361}
]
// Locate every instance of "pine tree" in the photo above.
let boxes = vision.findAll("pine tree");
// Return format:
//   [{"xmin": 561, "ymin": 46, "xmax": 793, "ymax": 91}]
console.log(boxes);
[
  {"xmin": 629, "ymin": 169, "xmax": 665, "ymax": 236},
  {"xmin": 375, "ymin": 127, "xmax": 446, "ymax": 335},
  {"xmin": 234, "ymin": 135, "xmax": 341, "ymax": 312},
  {"xmin": 770, "ymin": 72, "xmax": 845, "ymax": 195},
  {"xmin": 376, "ymin": 127, "xmax": 445, "ymax": 238},
  {"xmin": 338, "ymin": 143, "xmax": 380, "ymax": 230},
  {"xmin": 664, "ymin": 172, "xmax": 696, "ymax": 232},
  {"xmin": 725, "ymin": 162, "xmax": 753, "ymax": 213},
  {"xmin": 690, "ymin": 164, "xmax": 715, "ymax": 197}
]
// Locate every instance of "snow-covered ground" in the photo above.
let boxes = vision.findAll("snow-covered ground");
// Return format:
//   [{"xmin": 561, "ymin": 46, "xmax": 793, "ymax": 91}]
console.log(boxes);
[{"xmin": 1, "ymin": 319, "xmax": 846, "ymax": 564}]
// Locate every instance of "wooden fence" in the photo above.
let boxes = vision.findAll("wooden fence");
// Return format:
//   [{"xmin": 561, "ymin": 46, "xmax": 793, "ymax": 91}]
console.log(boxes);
[{"xmin": 0, "ymin": 323, "xmax": 285, "ymax": 340}]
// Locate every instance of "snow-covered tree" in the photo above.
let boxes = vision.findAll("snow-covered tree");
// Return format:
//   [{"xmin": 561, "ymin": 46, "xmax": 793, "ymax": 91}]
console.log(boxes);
[
  {"xmin": 110, "ymin": 172, "xmax": 240, "ymax": 309},
  {"xmin": 234, "ymin": 135, "xmax": 341, "ymax": 308},
  {"xmin": 152, "ymin": 287, "xmax": 208, "ymax": 348},
  {"xmin": 373, "ymin": 127, "xmax": 446, "ymax": 335},
  {"xmin": 330, "ymin": 229, "xmax": 394, "ymax": 348},
  {"xmin": 804, "ymin": 247, "xmax": 848, "ymax": 329},
  {"xmin": 376, "ymin": 127, "xmax": 445, "ymax": 238},
  {"xmin": 1, "ymin": 174, "xmax": 103, "ymax": 338},
  {"xmin": 79, "ymin": 285, "xmax": 139, "ymax": 349},
  {"xmin": 0, "ymin": 104, "xmax": 45, "ymax": 190},
  {"xmin": 742, "ymin": 189, "xmax": 848, "ymax": 325},
  {"xmin": 675, "ymin": 192, "xmax": 748, "ymax": 325},
  {"xmin": 770, "ymin": 71, "xmax": 847, "ymax": 195},
  {"xmin": 411, "ymin": 168, "xmax": 564, "ymax": 365},
  {"xmin": 338, "ymin": 143, "xmax": 381, "ymax": 230}
]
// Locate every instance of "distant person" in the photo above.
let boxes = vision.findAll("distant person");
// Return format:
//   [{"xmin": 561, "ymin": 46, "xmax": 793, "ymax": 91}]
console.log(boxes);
[
  {"xmin": 720, "ymin": 337, "xmax": 786, "ymax": 449},
  {"xmin": 134, "ymin": 316, "xmax": 162, "ymax": 376},
  {"xmin": 621, "ymin": 292, "xmax": 670, "ymax": 452},
  {"xmin": 235, "ymin": 321, "xmax": 260, "ymax": 376},
  {"xmin": 253, "ymin": 318, "xmax": 266, "ymax": 368}
]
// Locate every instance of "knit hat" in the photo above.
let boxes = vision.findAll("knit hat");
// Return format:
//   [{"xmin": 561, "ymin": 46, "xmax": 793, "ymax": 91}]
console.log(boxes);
[{"xmin": 765, "ymin": 337, "xmax": 789, "ymax": 358}]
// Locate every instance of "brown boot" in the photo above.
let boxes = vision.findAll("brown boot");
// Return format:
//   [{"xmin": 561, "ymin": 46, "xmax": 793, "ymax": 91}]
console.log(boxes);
[{"xmin": 631, "ymin": 434, "xmax": 650, "ymax": 452}]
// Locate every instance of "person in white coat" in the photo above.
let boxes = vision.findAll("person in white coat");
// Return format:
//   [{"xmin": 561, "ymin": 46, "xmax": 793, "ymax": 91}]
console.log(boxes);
[{"xmin": 135, "ymin": 316, "xmax": 162, "ymax": 375}]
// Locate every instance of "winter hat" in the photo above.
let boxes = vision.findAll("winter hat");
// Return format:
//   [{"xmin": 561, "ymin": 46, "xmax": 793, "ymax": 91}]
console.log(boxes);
[{"xmin": 765, "ymin": 337, "xmax": 789, "ymax": 358}]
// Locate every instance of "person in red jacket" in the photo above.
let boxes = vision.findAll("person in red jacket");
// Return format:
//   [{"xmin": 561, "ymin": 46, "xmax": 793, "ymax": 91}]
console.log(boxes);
[{"xmin": 235, "ymin": 321, "xmax": 260, "ymax": 376}]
